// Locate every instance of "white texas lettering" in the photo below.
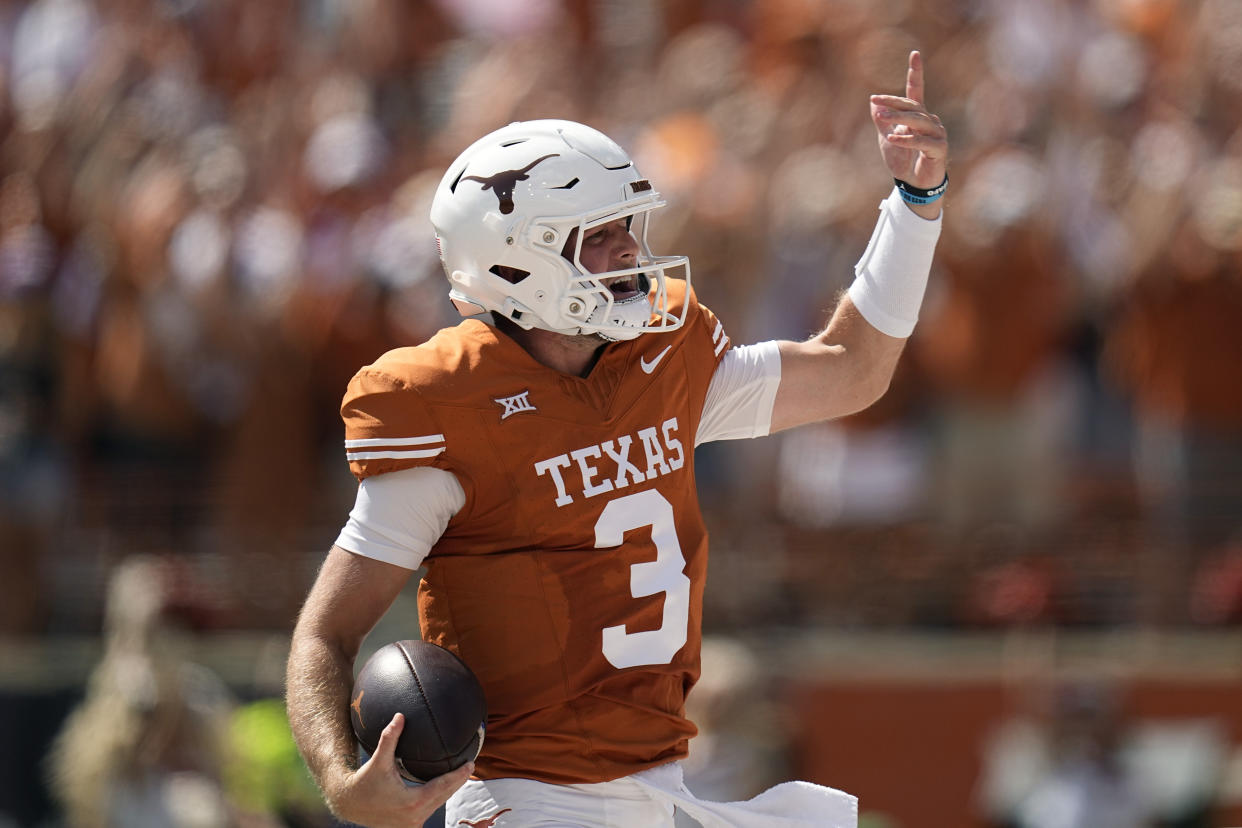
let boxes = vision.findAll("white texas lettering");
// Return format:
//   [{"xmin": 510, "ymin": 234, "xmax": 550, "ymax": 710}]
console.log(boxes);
[
  {"xmin": 600, "ymin": 435, "xmax": 645, "ymax": 488},
  {"xmin": 571, "ymin": 444, "xmax": 613, "ymax": 499},
  {"xmin": 533, "ymin": 454, "xmax": 574, "ymax": 507},
  {"xmin": 535, "ymin": 418, "xmax": 684, "ymax": 508},
  {"xmin": 662, "ymin": 419, "xmax": 685, "ymax": 471},
  {"xmin": 636, "ymin": 426, "xmax": 671, "ymax": 478}
]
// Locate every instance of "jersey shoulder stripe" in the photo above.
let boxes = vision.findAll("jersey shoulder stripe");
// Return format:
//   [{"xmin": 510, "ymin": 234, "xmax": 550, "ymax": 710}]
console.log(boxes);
[
  {"xmin": 345, "ymin": 434, "xmax": 446, "ymax": 448},
  {"xmin": 345, "ymin": 435, "xmax": 447, "ymax": 462},
  {"xmin": 711, "ymin": 319, "xmax": 730, "ymax": 356},
  {"xmin": 671, "ymin": 280, "xmax": 730, "ymax": 370}
]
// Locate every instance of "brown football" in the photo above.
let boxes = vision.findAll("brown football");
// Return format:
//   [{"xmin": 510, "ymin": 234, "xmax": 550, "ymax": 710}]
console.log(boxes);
[{"xmin": 349, "ymin": 639, "xmax": 486, "ymax": 781}]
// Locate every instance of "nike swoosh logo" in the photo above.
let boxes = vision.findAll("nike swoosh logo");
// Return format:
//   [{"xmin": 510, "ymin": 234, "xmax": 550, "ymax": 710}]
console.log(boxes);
[{"xmin": 640, "ymin": 345, "xmax": 672, "ymax": 374}]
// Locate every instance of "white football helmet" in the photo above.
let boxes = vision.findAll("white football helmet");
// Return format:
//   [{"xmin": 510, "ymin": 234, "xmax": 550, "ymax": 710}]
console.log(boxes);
[{"xmin": 430, "ymin": 119, "xmax": 689, "ymax": 341}]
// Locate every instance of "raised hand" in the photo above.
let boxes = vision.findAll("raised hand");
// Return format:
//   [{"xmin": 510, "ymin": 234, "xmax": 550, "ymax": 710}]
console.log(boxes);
[
  {"xmin": 870, "ymin": 51, "xmax": 948, "ymax": 193},
  {"xmin": 329, "ymin": 713, "xmax": 474, "ymax": 828}
]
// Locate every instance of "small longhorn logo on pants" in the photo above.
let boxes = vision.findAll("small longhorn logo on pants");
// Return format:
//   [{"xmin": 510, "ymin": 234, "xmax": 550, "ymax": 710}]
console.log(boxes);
[{"xmin": 459, "ymin": 808, "xmax": 511, "ymax": 828}]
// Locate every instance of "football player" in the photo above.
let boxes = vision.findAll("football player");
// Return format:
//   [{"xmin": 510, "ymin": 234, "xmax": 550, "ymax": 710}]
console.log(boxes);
[{"xmin": 287, "ymin": 51, "xmax": 948, "ymax": 828}]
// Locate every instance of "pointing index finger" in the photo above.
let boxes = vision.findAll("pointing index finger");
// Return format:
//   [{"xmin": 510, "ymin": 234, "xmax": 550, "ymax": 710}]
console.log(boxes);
[{"xmin": 906, "ymin": 50, "xmax": 924, "ymax": 105}]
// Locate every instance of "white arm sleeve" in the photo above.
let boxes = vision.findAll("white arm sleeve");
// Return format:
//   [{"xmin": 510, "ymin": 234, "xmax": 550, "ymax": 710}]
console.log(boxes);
[
  {"xmin": 334, "ymin": 466, "xmax": 466, "ymax": 570},
  {"xmin": 847, "ymin": 187, "xmax": 942, "ymax": 338},
  {"xmin": 696, "ymin": 340, "xmax": 782, "ymax": 446}
]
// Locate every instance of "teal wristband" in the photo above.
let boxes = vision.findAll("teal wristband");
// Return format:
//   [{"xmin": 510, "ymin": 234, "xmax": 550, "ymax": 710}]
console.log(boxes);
[{"xmin": 894, "ymin": 175, "xmax": 948, "ymax": 205}]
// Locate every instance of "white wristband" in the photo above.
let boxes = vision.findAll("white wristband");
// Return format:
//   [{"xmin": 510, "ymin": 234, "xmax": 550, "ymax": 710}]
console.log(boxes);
[{"xmin": 847, "ymin": 186, "xmax": 942, "ymax": 338}]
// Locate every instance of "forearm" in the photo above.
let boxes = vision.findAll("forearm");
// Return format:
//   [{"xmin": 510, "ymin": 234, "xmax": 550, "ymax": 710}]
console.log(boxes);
[
  {"xmin": 817, "ymin": 295, "xmax": 908, "ymax": 402},
  {"xmin": 286, "ymin": 628, "xmax": 361, "ymax": 809},
  {"xmin": 771, "ymin": 297, "xmax": 906, "ymax": 432}
]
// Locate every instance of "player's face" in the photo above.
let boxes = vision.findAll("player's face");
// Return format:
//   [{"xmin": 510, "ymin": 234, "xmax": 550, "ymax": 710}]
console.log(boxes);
[{"xmin": 563, "ymin": 218, "xmax": 644, "ymax": 301}]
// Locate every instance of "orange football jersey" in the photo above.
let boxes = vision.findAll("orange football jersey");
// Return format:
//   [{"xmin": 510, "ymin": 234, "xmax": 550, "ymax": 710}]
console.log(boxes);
[{"xmin": 340, "ymin": 281, "xmax": 732, "ymax": 784}]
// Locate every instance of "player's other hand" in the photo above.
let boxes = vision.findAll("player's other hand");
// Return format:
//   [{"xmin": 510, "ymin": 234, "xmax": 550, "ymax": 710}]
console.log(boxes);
[
  {"xmin": 870, "ymin": 50, "xmax": 948, "ymax": 192},
  {"xmin": 328, "ymin": 713, "xmax": 474, "ymax": 828}
]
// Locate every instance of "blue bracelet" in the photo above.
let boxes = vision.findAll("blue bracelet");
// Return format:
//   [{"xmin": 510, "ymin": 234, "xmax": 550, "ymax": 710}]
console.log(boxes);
[{"xmin": 894, "ymin": 175, "xmax": 948, "ymax": 205}]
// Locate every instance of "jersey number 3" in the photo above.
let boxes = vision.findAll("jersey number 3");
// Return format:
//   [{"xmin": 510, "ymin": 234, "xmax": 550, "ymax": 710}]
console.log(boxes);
[{"xmin": 594, "ymin": 489, "xmax": 691, "ymax": 669}]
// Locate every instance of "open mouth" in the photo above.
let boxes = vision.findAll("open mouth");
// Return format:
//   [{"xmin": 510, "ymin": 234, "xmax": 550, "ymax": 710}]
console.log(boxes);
[{"xmin": 599, "ymin": 274, "xmax": 646, "ymax": 300}]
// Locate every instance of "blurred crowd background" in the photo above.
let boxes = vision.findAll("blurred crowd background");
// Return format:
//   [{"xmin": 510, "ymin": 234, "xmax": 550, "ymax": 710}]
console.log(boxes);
[{"xmin": 2, "ymin": 0, "xmax": 1242, "ymax": 825}]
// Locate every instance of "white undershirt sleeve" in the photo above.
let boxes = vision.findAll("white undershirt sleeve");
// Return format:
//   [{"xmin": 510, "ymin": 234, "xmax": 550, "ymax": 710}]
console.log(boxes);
[
  {"xmin": 334, "ymin": 466, "xmax": 466, "ymax": 570},
  {"xmin": 696, "ymin": 340, "xmax": 783, "ymax": 446}
]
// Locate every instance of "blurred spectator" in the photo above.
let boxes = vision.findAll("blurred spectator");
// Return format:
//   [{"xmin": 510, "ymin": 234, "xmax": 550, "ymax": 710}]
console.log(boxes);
[
  {"xmin": 1102, "ymin": 215, "xmax": 1242, "ymax": 624},
  {"xmin": 916, "ymin": 149, "xmax": 1076, "ymax": 537},
  {"xmin": 45, "ymin": 555, "xmax": 235, "ymax": 827},
  {"xmin": 977, "ymin": 681, "xmax": 1149, "ymax": 828},
  {"xmin": 977, "ymin": 678, "xmax": 1227, "ymax": 828},
  {"xmin": 0, "ymin": 168, "xmax": 65, "ymax": 633}
]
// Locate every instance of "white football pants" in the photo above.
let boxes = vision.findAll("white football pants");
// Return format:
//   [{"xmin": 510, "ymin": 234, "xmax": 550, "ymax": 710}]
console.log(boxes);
[{"xmin": 445, "ymin": 761, "xmax": 857, "ymax": 828}]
